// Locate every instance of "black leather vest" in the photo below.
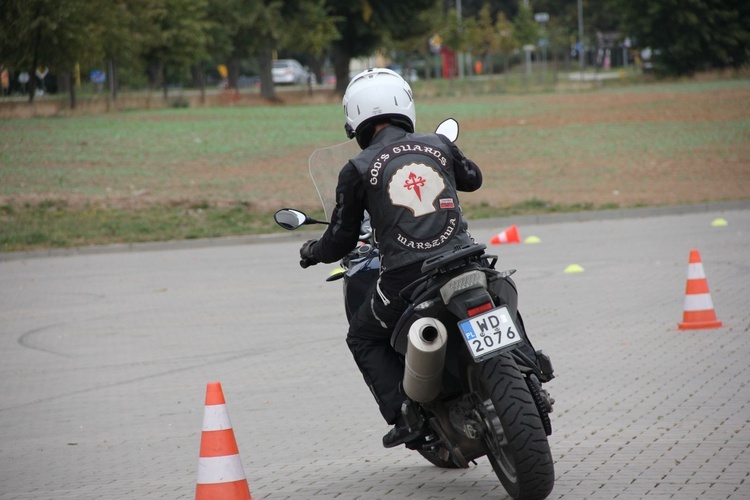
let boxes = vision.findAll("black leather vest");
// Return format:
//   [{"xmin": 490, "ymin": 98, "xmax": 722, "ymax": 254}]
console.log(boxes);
[{"xmin": 350, "ymin": 126, "xmax": 474, "ymax": 272}]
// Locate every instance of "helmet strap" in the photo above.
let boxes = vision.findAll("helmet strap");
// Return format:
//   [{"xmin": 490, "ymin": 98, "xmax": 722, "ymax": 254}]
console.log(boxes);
[{"xmin": 345, "ymin": 123, "xmax": 356, "ymax": 140}]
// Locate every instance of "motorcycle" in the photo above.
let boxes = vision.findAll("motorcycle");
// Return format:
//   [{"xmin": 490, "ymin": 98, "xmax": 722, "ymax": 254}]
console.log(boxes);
[{"xmin": 275, "ymin": 119, "xmax": 556, "ymax": 500}]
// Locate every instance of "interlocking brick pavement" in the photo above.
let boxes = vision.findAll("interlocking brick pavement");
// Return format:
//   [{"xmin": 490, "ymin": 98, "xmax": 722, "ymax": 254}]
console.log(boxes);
[{"xmin": 0, "ymin": 204, "xmax": 748, "ymax": 499}]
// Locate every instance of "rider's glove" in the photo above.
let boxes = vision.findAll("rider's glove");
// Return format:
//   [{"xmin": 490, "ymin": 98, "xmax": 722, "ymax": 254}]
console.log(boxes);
[{"xmin": 299, "ymin": 239, "xmax": 319, "ymax": 268}]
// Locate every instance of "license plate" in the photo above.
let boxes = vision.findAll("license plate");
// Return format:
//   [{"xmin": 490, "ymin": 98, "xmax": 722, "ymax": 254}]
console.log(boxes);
[{"xmin": 458, "ymin": 306, "xmax": 523, "ymax": 359}]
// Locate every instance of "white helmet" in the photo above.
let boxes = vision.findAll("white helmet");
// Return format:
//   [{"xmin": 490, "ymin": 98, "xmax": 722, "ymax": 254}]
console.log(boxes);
[{"xmin": 342, "ymin": 68, "xmax": 416, "ymax": 148}]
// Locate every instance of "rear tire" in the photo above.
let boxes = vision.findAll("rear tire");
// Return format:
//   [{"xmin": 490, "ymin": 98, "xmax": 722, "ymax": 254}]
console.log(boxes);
[{"xmin": 469, "ymin": 353, "xmax": 554, "ymax": 500}]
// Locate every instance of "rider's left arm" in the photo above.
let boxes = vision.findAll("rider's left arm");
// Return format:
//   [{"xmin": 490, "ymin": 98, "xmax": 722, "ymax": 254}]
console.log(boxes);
[{"xmin": 438, "ymin": 136, "xmax": 483, "ymax": 192}]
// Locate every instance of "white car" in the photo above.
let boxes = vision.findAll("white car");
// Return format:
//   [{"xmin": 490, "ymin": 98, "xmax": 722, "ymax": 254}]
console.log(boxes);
[{"xmin": 272, "ymin": 59, "xmax": 310, "ymax": 85}]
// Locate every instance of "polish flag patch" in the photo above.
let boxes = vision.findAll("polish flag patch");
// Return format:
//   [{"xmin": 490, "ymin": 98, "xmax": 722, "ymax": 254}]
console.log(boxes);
[{"xmin": 439, "ymin": 198, "xmax": 455, "ymax": 209}]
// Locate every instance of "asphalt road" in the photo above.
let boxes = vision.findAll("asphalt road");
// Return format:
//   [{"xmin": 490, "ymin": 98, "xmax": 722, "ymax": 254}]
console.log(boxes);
[{"xmin": 1, "ymin": 204, "xmax": 748, "ymax": 499}]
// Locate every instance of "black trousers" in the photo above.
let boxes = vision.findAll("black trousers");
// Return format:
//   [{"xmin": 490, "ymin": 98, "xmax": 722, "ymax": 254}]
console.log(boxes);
[{"xmin": 346, "ymin": 262, "xmax": 423, "ymax": 425}]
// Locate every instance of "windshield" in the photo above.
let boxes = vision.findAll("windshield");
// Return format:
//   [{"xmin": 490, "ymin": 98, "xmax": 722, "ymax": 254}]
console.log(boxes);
[{"xmin": 308, "ymin": 139, "xmax": 361, "ymax": 220}]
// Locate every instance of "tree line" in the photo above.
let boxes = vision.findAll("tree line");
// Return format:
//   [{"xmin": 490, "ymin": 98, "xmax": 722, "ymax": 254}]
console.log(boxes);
[{"xmin": 1, "ymin": 0, "xmax": 747, "ymax": 107}]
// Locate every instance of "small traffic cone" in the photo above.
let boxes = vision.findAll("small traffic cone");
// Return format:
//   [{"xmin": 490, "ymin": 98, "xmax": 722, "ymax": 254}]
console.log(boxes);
[
  {"xmin": 196, "ymin": 382, "xmax": 252, "ymax": 500},
  {"xmin": 678, "ymin": 249, "xmax": 722, "ymax": 330},
  {"xmin": 490, "ymin": 225, "xmax": 521, "ymax": 245}
]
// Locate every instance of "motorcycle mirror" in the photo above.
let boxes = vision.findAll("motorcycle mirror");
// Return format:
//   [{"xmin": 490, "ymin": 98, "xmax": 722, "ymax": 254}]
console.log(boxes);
[
  {"xmin": 274, "ymin": 208, "xmax": 329, "ymax": 230},
  {"xmin": 435, "ymin": 118, "xmax": 459, "ymax": 142},
  {"xmin": 275, "ymin": 209, "xmax": 307, "ymax": 230}
]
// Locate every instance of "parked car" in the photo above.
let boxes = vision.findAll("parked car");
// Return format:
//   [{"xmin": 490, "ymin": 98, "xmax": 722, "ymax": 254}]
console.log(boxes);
[{"xmin": 272, "ymin": 59, "xmax": 310, "ymax": 85}]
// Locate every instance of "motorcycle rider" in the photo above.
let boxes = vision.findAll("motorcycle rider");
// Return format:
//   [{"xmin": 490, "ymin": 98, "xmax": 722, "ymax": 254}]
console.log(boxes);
[{"xmin": 299, "ymin": 68, "xmax": 483, "ymax": 448}]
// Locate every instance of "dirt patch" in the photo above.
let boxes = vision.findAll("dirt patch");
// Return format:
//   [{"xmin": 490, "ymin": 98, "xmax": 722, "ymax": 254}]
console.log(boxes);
[
  {"xmin": 458, "ymin": 87, "xmax": 750, "ymax": 209},
  {"xmin": 2, "ymin": 84, "xmax": 749, "ymax": 214}
]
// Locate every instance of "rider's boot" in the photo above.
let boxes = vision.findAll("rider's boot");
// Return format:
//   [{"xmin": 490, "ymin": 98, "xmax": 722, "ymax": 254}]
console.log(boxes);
[{"xmin": 382, "ymin": 400, "xmax": 422, "ymax": 448}]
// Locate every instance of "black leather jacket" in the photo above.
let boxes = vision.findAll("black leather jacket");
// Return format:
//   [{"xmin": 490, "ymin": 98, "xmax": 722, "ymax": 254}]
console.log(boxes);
[{"xmin": 312, "ymin": 125, "xmax": 482, "ymax": 272}]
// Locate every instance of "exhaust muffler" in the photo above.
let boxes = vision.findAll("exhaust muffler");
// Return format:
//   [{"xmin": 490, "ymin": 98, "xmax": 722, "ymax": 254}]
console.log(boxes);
[{"xmin": 403, "ymin": 317, "xmax": 447, "ymax": 403}]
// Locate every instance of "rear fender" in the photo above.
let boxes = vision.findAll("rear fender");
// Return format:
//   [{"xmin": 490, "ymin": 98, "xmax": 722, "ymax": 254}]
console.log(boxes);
[{"xmin": 391, "ymin": 270, "xmax": 491, "ymax": 355}]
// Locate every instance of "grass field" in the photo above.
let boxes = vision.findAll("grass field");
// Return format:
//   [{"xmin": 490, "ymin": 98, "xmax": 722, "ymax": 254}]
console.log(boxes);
[{"xmin": 1, "ymin": 78, "xmax": 749, "ymax": 252}]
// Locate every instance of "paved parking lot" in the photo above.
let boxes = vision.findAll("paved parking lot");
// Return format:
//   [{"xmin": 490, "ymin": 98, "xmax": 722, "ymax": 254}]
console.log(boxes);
[{"xmin": 1, "ymin": 204, "xmax": 748, "ymax": 499}]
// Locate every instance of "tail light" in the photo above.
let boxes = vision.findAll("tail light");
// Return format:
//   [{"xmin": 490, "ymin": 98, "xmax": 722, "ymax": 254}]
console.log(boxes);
[{"xmin": 467, "ymin": 302, "xmax": 493, "ymax": 317}]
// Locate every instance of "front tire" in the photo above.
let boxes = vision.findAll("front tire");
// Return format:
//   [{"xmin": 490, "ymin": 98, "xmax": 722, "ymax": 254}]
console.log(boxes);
[{"xmin": 469, "ymin": 353, "xmax": 554, "ymax": 500}]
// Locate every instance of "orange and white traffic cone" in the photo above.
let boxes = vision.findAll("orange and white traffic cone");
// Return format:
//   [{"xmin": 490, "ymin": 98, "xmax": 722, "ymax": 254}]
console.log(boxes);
[
  {"xmin": 196, "ymin": 382, "xmax": 252, "ymax": 500},
  {"xmin": 490, "ymin": 224, "xmax": 521, "ymax": 245},
  {"xmin": 678, "ymin": 249, "xmax": 722, "ymax": 330}
]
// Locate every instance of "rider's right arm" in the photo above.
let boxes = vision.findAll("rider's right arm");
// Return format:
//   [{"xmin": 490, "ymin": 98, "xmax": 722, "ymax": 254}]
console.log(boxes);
[{"xmin": 311, "ymin": 162, "xmax": 365, "ymax": 264}]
